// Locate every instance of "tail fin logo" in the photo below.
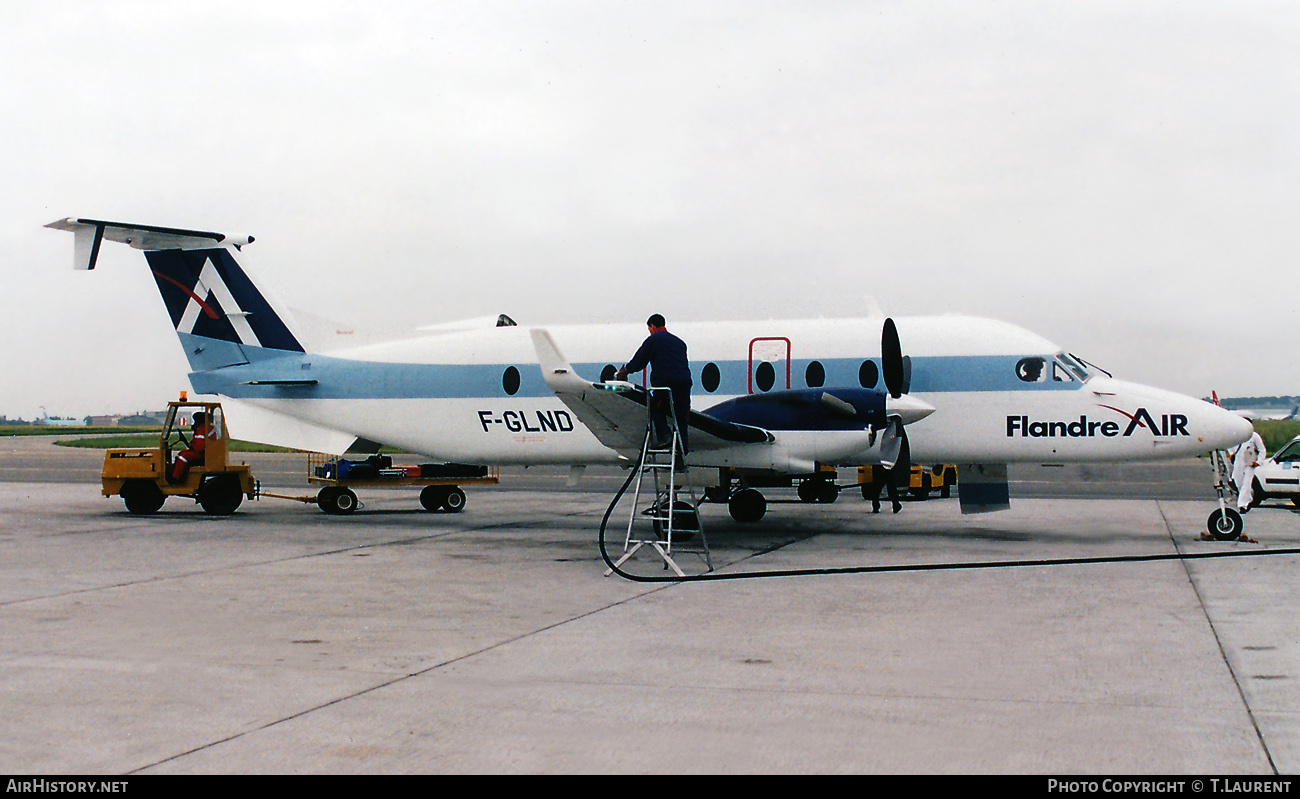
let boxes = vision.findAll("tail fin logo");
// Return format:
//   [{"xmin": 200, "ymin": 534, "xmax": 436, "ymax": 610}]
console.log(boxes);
[{"xmin": 144, "ymin": 248, "xmax": 303, "ymax": 352}]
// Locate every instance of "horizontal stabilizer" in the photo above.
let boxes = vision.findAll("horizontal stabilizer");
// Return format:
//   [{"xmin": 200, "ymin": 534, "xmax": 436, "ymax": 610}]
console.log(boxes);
[
  {"xmin": 45, "ymin": 218, "xmax": 246, "ymax": 270},
  {"xmin": 956, "ymin": 463, "xmax": 1011, "ymax": 514}
]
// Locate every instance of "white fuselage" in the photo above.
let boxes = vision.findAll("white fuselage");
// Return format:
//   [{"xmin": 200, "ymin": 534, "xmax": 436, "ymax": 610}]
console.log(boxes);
[{"xmin": 194, "ymin": 315, "xmax": 1252, "ymax": 468}]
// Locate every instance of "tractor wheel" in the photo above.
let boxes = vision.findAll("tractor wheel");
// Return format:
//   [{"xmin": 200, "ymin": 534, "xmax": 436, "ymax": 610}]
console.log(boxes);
[
  {"xmin": 198, "ymin": 475, "xmax": 244, "ymax": 516},
  {"xmin": 122, "ymin": 480, "xmax": 166, "ymax": 515}
]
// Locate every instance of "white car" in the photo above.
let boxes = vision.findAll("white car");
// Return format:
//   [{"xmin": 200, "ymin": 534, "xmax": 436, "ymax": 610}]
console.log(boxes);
[{"xmin": 1252, "ymin": 434, "xmax": 1300, "ymax": 507}]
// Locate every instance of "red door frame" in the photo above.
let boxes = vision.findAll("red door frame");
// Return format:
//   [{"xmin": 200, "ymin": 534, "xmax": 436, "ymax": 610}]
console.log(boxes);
[{"xmin": 748, "ymin": 337, "xmax": 791, "ymax": 394}]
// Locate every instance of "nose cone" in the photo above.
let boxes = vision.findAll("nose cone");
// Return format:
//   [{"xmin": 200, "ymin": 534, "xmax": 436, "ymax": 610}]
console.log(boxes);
[
  {"xmin": 1209, "ymin": 407, "xmax": 1255, "ymax": 451},
  {"xmin": 1091, "ymin": 378, "xmax": 1255, "ymax": 456}
]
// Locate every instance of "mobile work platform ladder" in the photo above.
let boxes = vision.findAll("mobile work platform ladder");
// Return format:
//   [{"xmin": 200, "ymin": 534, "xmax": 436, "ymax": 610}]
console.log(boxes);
[{"xmin": 605, "ymin": 387, "xmax": 712, "ymax": 578}]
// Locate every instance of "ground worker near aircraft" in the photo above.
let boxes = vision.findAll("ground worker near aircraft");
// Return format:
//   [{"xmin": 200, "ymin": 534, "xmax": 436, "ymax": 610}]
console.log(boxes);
[
  {"xmin": 864, "ymin": 463, "xmax": 903, "ymax": 514},
  {"xmin": 616, "ymin": 314, "xmax": 692, "ymax": 454},
  {"xmin": 1232, "ymin": 427, "xmax": 1266, "ymax": 512},
  {"xmin": 170, "ymin": 411, "xmax": 210, "ymax": 483}
]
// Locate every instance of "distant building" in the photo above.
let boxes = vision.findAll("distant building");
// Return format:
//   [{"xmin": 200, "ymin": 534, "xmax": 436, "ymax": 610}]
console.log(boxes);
[{"xmin": 117, "ymin": 413, "xmax": 165, "ymax": 426}]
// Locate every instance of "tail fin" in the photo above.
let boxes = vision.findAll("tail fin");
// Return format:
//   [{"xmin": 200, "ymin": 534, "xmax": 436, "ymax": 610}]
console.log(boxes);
[{"xmin": 47, "ymin": 218, "xmax": 305, "ymax": 370}]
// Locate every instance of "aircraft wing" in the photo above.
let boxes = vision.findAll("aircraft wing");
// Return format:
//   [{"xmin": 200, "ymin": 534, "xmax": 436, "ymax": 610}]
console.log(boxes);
[{"xmin": 530, "ymin": 329, "xmax": 770, "ymax": 456}]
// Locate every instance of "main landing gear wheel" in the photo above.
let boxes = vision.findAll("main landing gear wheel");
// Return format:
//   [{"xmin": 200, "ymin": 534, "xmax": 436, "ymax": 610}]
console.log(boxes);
[
  {"xmin": 729, "ymin": 488, "xmax": 766, "ymax": 523},
  {"xmin": 198, "ymin": 475, "xmax": 244, "ymax": 516},
  {"xmin": 420, "ymin": 485, "xmax": 466, "ymax": 513},
  {"xmin": 122, "ymin": 480, "xmax": 166, "ymax": 515},
  {"xmin": 649, "ymin": 500, "xmax": 699, "ymax": 542},
  {"xmin": 317, "ymin": 486, "xmax": 358, "ymax": 515},
  {"xmin": 1206, "ymin": 508, "xmax": 1243, "ymax": 541}
]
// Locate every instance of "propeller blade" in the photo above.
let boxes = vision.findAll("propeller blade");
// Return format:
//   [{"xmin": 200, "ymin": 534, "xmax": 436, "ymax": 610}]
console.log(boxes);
[
  {"xmin": 882, "ymin": 318, "xmax": 904, "ymax": 399},
  {"xmin": 879, "ymin": 416, "xmax": 904, "ymax": 469},
  {"xmin": 891, "ymin": 427, "xmax": 911, "ymax": 479}
]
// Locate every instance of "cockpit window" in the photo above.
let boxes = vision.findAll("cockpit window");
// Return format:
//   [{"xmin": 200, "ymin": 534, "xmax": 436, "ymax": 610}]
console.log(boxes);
[
  {"xmin": 1052, "ymin": 360, "xmax": 1076, "ymax": 382},
  {"xmin": 1016, "ymin": 357, "xmax": 1048, "ymax": 383},
  {"xmin": 1066, "ymin": 352, "xmax": 1111, "ymax": 379}
]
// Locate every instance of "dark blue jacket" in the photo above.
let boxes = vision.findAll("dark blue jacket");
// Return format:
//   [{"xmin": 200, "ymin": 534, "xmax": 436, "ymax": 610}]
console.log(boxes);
[{"xmin": 625, "ymin": 330, "xmax": 692, "ymax": 388}]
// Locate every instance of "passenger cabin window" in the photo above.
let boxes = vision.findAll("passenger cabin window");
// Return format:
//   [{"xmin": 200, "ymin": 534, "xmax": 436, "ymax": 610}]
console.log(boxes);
[
  {"xmin": 701, "ymin": 363, "xmax": 721, "ymax": 392},
  {"xmin": 805, "ymin": 361, "xmax": 825, "ymax": 388},
  {"xmin": 859, "ymin": 361, "xmax": 878, "ymax": 389}
]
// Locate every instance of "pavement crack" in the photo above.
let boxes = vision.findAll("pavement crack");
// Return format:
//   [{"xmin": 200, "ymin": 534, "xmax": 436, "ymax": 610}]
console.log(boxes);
[{"xmin": 1158, "ymin": 500, "xmax": 1278, "ymax": 775}]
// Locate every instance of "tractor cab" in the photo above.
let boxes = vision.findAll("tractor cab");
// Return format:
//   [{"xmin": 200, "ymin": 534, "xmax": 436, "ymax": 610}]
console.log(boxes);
[{"xmin": 101, "ymin": 396, "xmax": 256, "ymax": 515}]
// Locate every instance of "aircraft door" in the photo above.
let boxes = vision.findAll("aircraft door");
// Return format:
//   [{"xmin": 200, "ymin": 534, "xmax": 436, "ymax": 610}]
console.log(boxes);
[{"xmin": 749, "ymin": 337, "xmax": 791, "ymax": 394}]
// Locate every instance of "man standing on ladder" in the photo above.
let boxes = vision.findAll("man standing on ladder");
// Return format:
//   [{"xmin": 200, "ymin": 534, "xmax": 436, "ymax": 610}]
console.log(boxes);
[{"xmin": 616, "ymin": 314, "xmax": 692, "ymax": 455}]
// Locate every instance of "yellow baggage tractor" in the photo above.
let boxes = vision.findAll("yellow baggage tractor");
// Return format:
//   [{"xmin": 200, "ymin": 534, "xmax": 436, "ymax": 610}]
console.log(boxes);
[{"xmin": 100, "ymin": 396, "xmax": 256, "ymax": 516}]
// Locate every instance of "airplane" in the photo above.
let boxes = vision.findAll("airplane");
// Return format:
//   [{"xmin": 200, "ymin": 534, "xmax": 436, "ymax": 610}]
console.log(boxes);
[{"xmin": 47, "ymin": 217, "xmax": 1254, "ymax": 522}]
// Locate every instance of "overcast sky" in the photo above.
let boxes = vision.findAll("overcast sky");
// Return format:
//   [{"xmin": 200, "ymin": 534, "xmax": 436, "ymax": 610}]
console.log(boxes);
[{"xmin": 3, "ymin": 1, "xmax": 1297, "ymax": 419}]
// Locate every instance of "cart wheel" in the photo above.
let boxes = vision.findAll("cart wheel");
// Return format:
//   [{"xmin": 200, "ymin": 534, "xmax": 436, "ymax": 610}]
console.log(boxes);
[
  {"xmin": 442, "ymin": 487, "xmax": 466, "ymax": 513},
  {"xmin": 816, "ymin": 480, "xmax": 839, "ymax": 503},
  {"xmin": 318, "ymin": 486, "xmax": 358, "ymax": 515},
  {"xmin": 1206, "ymin": 508, "xmax": 1243, "ymax": 541},
  {"xmin": 420, "ymin": 485, "xmax": 449, "ymax": 512}
]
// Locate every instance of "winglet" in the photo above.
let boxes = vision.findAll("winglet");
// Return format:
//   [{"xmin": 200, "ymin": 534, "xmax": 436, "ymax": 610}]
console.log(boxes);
[{"xmin": 530, "ymin": 328, "xmax": 592, "ymax": 394}]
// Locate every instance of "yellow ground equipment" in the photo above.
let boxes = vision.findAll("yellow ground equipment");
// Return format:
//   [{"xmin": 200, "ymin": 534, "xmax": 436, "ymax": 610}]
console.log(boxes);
[
  {"xmin": 101, "ymin": 398, "xmax": 256, "ymax": 516},
  {"xmin": 857, "ymin": 464, "xmax": 956, "ymax": 500}
]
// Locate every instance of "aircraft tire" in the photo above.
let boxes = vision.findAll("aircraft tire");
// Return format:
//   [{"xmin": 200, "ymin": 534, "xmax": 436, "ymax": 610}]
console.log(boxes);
[
  {"xmin": 651, "ymin": 500, "xmax": 698, "ymax": 542},
  {"xmin": 198, "ymin": 475, "xmax": 244, "ymax": 516},
  {"xmin": 122, "ymin": 480, "xmax": 166, "ymax": 515},
  {"xmin": 442, "ymin": 487, "xmax": 466, "ymax": 513},
  {"xmin": 1206, "ymin": 508, "xmax": 1243, "ymax": 541},
  {"xmin": 729, "ymin": 488, "xmax": 766, "ymax": 523}
]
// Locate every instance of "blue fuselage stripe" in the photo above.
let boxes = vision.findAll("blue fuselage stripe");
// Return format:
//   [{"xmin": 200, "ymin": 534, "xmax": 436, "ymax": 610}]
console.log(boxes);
[{"xmin": 190, "ymin": 345, "xmax": 1079, "ymax": 400}]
